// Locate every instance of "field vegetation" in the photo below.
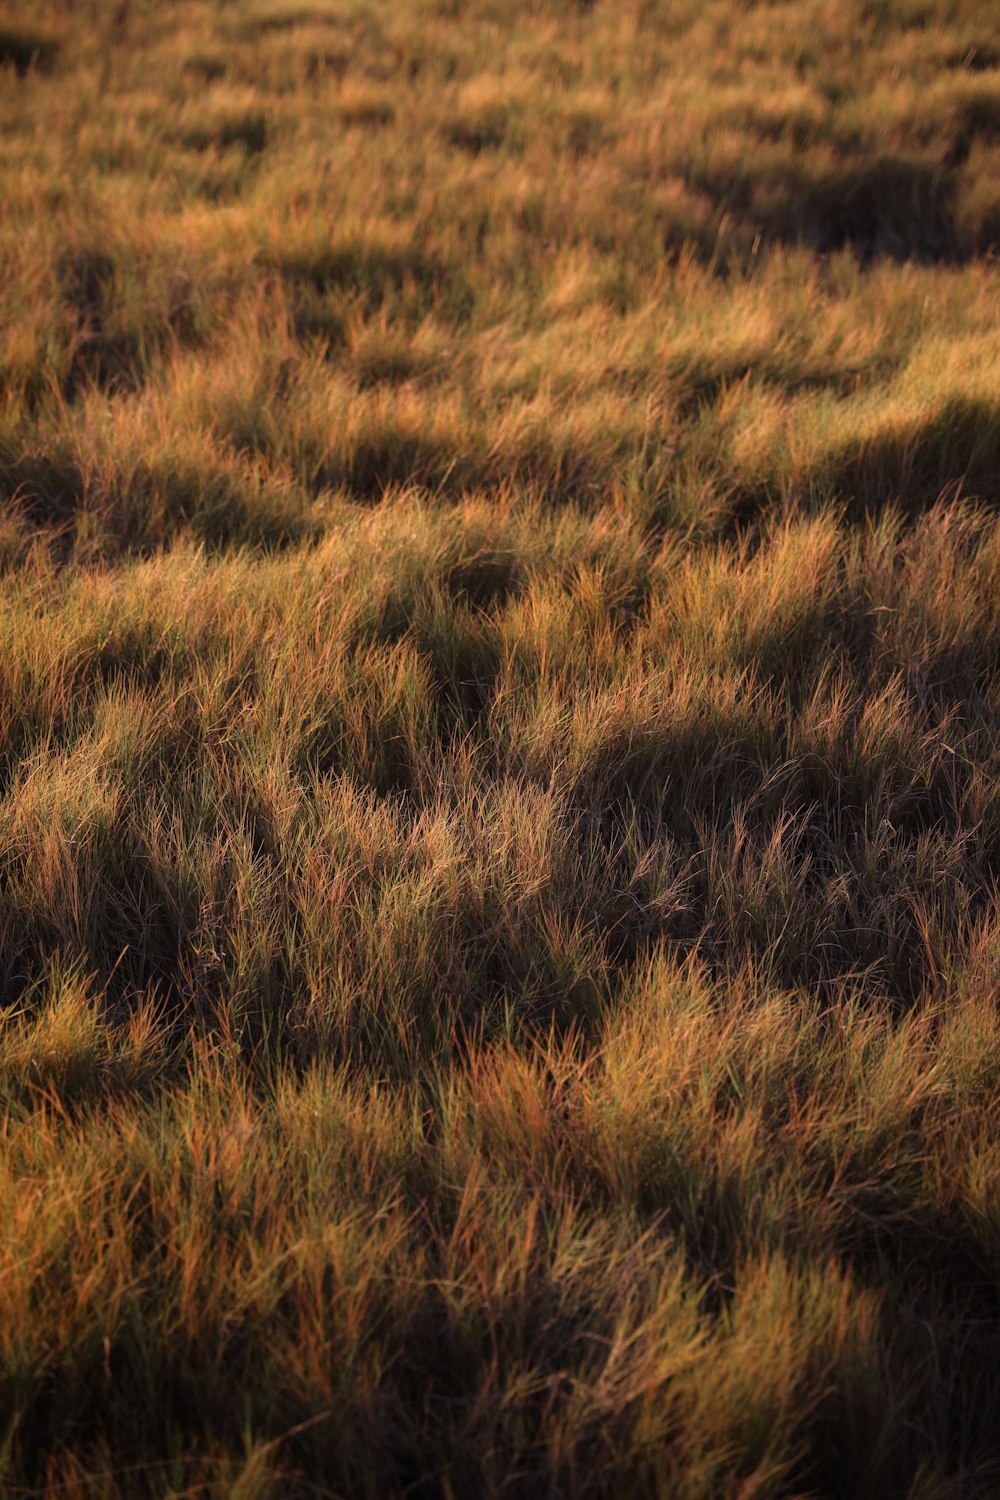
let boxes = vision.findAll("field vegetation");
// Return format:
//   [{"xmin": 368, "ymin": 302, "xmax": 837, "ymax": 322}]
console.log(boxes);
[{"xmin": 2, "ymin": 0, "xmax": 1000, "ymax": 1493}]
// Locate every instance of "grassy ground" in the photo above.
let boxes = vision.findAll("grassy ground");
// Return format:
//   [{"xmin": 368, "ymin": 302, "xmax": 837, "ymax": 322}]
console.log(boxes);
[{"xmin": 2, "ymin": 0, "xmax": 1000, "ymax": 1494}]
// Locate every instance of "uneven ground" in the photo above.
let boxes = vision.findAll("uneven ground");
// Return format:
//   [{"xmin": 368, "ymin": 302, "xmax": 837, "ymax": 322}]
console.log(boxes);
[{"xmin": 2, "ymin": 0, "xmax": 1000, "ymax": 1494}]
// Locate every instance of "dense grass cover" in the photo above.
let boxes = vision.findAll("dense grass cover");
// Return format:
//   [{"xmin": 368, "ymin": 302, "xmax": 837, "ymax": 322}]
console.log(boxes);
[{"xmin": 2, "ymin": 0, "xmax": 1000, "ymax": 1493}]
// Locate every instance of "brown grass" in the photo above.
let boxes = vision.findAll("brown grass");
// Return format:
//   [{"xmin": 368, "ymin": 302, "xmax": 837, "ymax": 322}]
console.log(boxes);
[{"xmin": 1, "ymin": 0, "xmax": 1000, "ymax": 1494}]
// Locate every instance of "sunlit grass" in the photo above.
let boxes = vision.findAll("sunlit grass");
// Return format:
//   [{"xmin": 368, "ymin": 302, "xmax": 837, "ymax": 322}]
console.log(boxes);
[{"xmin": 1, "ymin": 0, "xmax": 1000, "ymax": 1494}]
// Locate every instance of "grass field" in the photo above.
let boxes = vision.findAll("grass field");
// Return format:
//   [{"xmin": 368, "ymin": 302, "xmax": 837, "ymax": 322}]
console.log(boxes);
[{"xmin": 2, "ymin": 0, "xmax": 1000, "ymax": 1493}]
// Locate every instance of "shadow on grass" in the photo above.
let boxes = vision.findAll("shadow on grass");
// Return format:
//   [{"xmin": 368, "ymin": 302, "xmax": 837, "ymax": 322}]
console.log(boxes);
[
  {"xmin": 697, "ymin": 150, "xmax": 992, "ymax": 264},
  {"xmin": 0, "ymin": 27, "xmax": 58, "ymax": 76},
  {"xmin": 444, "ymin": 107, "xmax": 513, "ymax": 156},
  {"xmin": 826, "ymin": 396, "xmax": 1000, "ymax": 518},
  {"xmin": 57, "ymin": 249, "xmax": 201, "ymax": 400},
  {"xmin": 175, "ymin": 110, "xmax": 269, "ymax": 156},
  {"xmin": 718, "ymin": 396, "xmax": 1000, "ymax": 529},
  {"xmin": 0, "ymin": 451, "xmax": 316, "ymax": 556},
  {"xmin": 270, "ymin": 239, "xmax": 475, "ymax": 322},
  {"xmin": 237, "ymin": 6, "xmax": 341, "ymax": 36},
  {"xmin": 0, "ymin": 455, "xmax": 84, "ymax": 536}
]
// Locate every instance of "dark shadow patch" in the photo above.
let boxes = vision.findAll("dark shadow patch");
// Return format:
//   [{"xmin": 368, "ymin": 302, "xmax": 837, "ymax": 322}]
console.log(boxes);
[
  {"xmin": 270, "ymin": 239, "xmax": 474, "ymax": 321},
  {"xmin": 354, "ymin": 342, "xmax": 438, "ymax": 389},
  {"xmin": 0, "ymin": 450, "xmax": 315, "ymax": 559},
  {"xmin": 496, "ymin": 436, "xmax": 616, "ymax": 504},
  {"xmin": 296, "ymin": 428, "xmax": 615, "ymax": 508},
  {"xmin": 293, "ymin": 701, "xmax": 422, "ymax": 798},
  {"xmin": 561, "ymin": 108, "xmax": 610, "ymax": 158},
  {"xmin": 695, "ymin": 398, "xmax": 1000, "ymax": 531},
  {"xmin": 824, "ymin": 397, "xmax": 1000, "ymax": 519},
  {"xmin": 301, "ymin": 48, "xmax": 349, "ymax": 81},
  {"xmin": 112, "ymin": 461, "xmax": 318, "ymax": 553},
  {"xmin": 182, "ymin": 52, "xmax": 228, "ymax": 83},
  {"xmin": 0, "ymin": 28, "xmax": 58, "ymax": 76},
  {"xmin": 959, "ymin": 90, "xmax": 1000, "ymax": 141},
  {"xmin": 64, "ymin": 333, "xmax": 145, "ymax": 401},
  {"xmin": 691, "ymin": 152, "xmax": 975, "ymax": 265},
  {"xmin": 417, "ymin": 621, "xmax": 502, "ymax": 733},
  {"xmin": 946, "ymin": 43, "xmax": 1000, "ymax": 72},
  {"xmin": 238, "ymin": 6, "xmax": 340, "ymax": 35},
  {"xmin": 762, "ymin": 155, "xmax": 960, "ymax": 264},
  {"xmin": 444, "ymin": 552, "xmax": 522, "ymax": 609},
  {"xmin": 317, "ymin": 430, "xmax": 476, "ymax": 503},
  {"xmin": 58, "ymin": 249, "xmax": 144, "ymax": 399},
  {"xmin": 337, "ymin": 96, "xmax": 395, "ymax": 128},
  {"xmin": 60, "ymin": 248, "xmax": 116, "ymax": 326},
  {"xmin": 941, "ymin": 95, "xmax": 1000, "ymax": 179},
  {"xmin": 827, "ymin": 1186, "xmax": 1000, "ymax": 1487},
  {"xmin": 443, "ymin": 108, "xmax": 511, "ymax": 155},
  {"xmin": 56, "ymin": 249, "xmax": 202, "ymax": 400},
  {"xmin": 176, "ymin": 111, "xmax": 269, "ymax": 156},
  {"xmin": 288, "ymin": 286, "xmax": 351, "ymax": 345},
  {"xmin": 613, "ymin": 803, "xmax": 983, "ymax": 1009},
  {"xmin": 0, "ymin": 454, "xmax": 85, "ymax": 532},
  {"xmin": 672, "ymin": 359, "xmax": 892, "ymax": 419}
]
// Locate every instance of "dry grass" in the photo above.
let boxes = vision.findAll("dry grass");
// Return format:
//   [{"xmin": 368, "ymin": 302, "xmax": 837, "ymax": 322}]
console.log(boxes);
[{"xmin": 2, "ymin": 0, "xmax": 1000, "ymax": 1494}]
